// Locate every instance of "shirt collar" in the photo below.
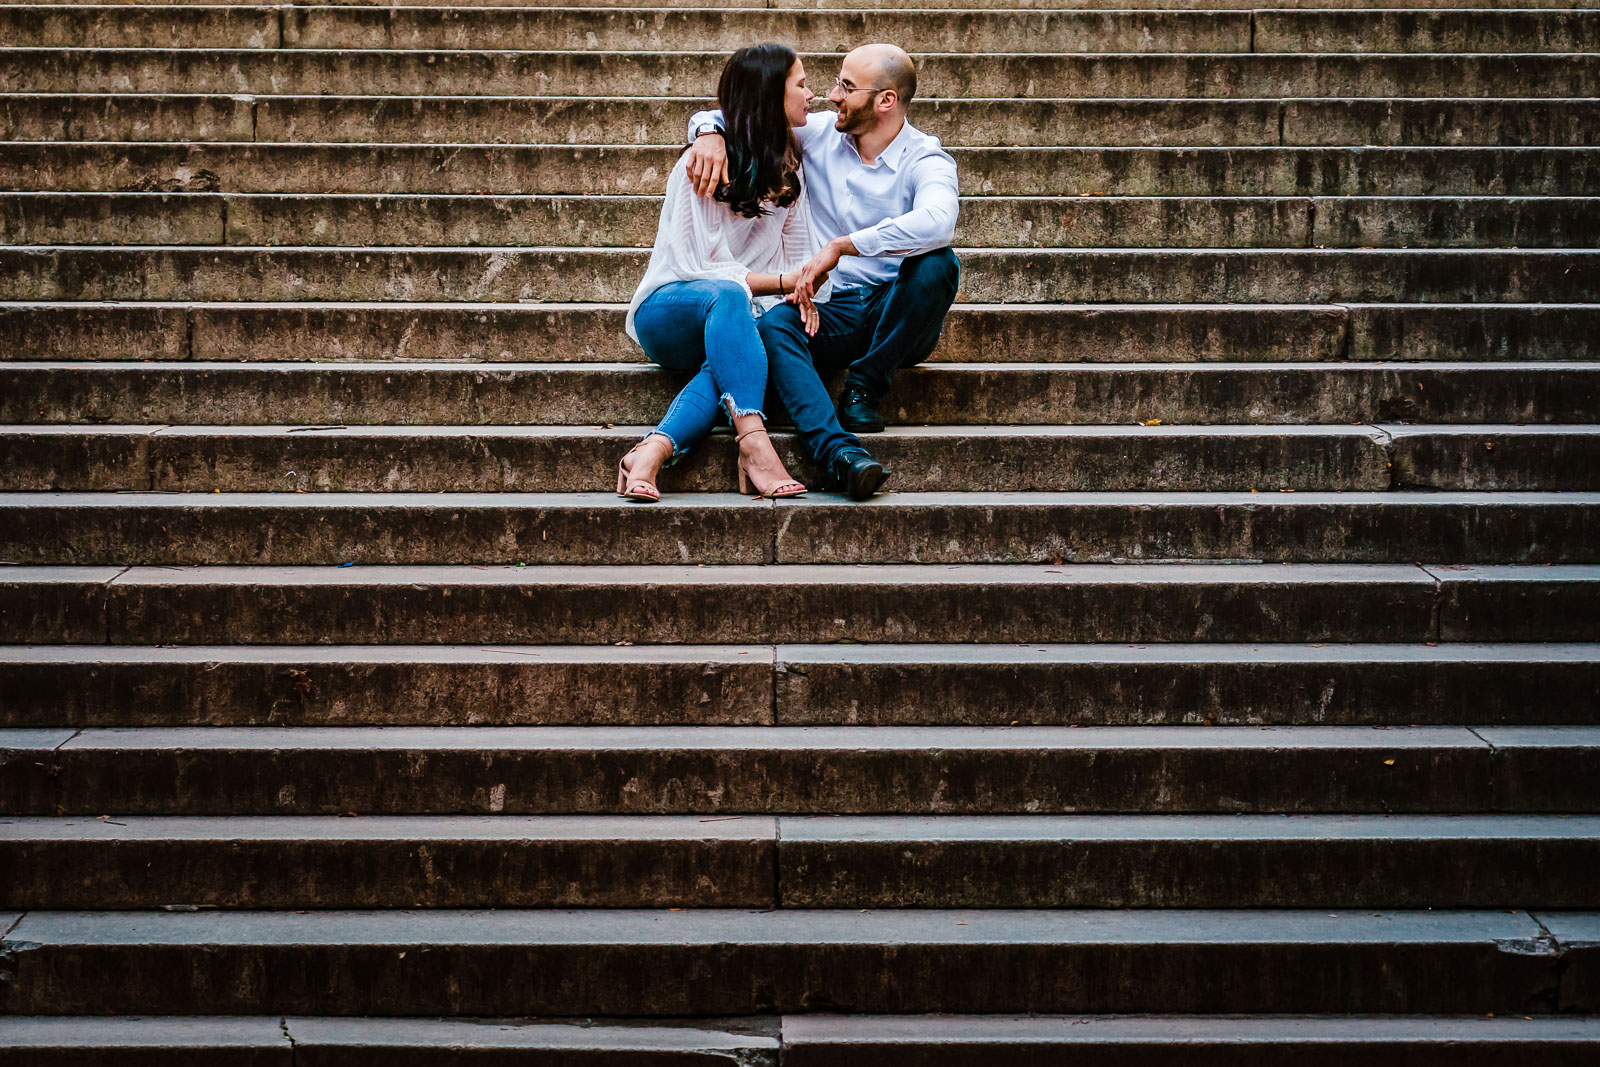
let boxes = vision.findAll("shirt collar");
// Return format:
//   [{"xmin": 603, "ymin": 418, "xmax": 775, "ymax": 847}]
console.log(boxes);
[{"xmin": 843, "ymin": 119, "xmax": 914, "ymax": 172}]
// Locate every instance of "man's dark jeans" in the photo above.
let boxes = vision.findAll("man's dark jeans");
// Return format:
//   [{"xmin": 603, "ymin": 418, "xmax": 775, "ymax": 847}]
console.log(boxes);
[{"xmin": 756, "ymin": 247, "xmax": 960, "ymax": 468}]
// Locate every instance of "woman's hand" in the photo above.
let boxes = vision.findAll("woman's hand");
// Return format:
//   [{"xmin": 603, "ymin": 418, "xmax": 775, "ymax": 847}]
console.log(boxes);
[{"xmin": 795, "ymin": 292, "xmax": 820, "ymax": 336}]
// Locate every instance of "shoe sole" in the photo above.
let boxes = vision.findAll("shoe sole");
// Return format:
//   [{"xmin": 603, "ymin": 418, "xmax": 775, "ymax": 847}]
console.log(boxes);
[
  {"xmin": 840, "ymin": 418, "xmax": 886, "ymax": 434},
  {"xmin": 846, "ymin": 461, "xmax": 891, "ymax": 501}
]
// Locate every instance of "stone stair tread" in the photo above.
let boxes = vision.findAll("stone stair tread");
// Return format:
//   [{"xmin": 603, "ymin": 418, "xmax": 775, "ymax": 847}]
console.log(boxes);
[
  {"xmin": 7, "ymin": 639, "xmax": 1595, "ymax": 667},
  {"xmin": 0, "ymin": 905, "xmax": 1565, "ymax": 945},
  {"xmin": 9, "ymin": 488, "xmax": 1597, "ymax": 503},
  {"xmin": 782, "ymin": 1012, "xmax": 1600, "ymax": 1050},
  {"xmin": 3, "ymin": 812, "xmax": 1596, "ymax": 842},
  {"xmin": 9, "ymin": 421, "xmax": 1595, "ymax": 437},
  {"xmin": 4, "ymin": 1014, "xmax": 1599, "ymax": 1064}
]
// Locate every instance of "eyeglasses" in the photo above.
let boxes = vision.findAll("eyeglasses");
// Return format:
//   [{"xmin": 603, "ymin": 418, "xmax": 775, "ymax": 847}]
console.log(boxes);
[{"xmin": 833, "ymin": 77, "xmax": 886, "ymax": 96}]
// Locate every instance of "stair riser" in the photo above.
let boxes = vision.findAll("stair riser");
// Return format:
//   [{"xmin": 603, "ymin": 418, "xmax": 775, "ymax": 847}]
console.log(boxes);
[
  {"xmin": 0, "ymin": 937, "xmax": 1560, "ymax": 1016},
  {"xmin": 778, "ymin": 653, "xmax": 1600, "ymax": 728},
  {"xmin": 3, "ymin": 834, "xmax": 1593, "ymax": 909},
  {"xmin": 8, "ymin": 194, "xmax": 1597, "ymax": 250},
  {"xmin": 1392, "ymin": 432, "xmax": 1600, "ymax": 490},
  {"xmin": 7, "ymin": 303, "xmax": 1592, "ymax": 365},
  {"xmin": 5, "ymin": 650, "xmax": 1597, "ymax": 729},
  {"xmin": 783, "ymin": 837, "xmax": 1600, "ymax": 908},
  {"xmin": 0, "ymin": 428, "xmax": 1409, "ymax": 493},
  {"xmin": 15, "ymin": 566, "xmax": 1600, "ymax": 643},
  {"xmin": 10, "ymin": 96, "xmax": 1598, "ymax": 148},
  {"xmin": 7, "ymin": 144, "xmax": 1593, "ymax": 197},
  {"xmin": 12, "ymin": 51, "xmax": 1600, "ymax": 101},
  {"xmin": 0, "ymin": 652, "xmax": 774, "ymax": 728},
  {"xmin": 5, "ymin": 249, "xmax": 1596, "ymax": 304},
  {"xmin": 0, "ymin": 835, "xmax": 775, "ymax": 908},
  {"xmin": 2, "ymin": 744, "xmax": 1520, "ymax": 816},
  {"xmin": 6, "ymin": 8, "xmax": 1594, "ymax": 53},
  {"xmin": 7, "ymin": 569, "xmax": 1591, "ymax": 645},
  {"xmin": 8, "ymin": 365, "xmax": 1592, "ymax": 426},
  {"xmin": 6, "ymin": 498, "xmax": 1596, "ymax": 566}
]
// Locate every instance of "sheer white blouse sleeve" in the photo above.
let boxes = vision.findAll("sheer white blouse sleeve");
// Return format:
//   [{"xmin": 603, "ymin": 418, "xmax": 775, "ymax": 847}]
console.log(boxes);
[{"xmin": 626, "ymin": 155, "xmax": 828, "ymax": 343}]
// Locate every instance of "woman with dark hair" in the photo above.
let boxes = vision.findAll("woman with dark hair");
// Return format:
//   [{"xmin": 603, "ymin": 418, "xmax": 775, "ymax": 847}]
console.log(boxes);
[{"xmin": 617, "ymin": 43, "xmax": 825, "ymax": 501}]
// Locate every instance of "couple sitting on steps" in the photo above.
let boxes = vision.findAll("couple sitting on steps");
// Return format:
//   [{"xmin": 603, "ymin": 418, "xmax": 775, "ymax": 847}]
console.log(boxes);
[{"xmin": 617, "ymin": 41, "xmax": 961, "ymax": 502}]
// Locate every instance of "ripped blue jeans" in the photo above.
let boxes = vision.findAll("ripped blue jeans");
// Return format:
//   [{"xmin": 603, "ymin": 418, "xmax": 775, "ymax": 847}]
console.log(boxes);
[{"xmin": 632, "ymin": 279, "xmax": 768, "ymax": 460}]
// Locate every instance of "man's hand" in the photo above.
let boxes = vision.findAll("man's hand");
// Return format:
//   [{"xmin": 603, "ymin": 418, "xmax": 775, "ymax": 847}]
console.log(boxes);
[
  {"xmin": 789, "ymin": 236, "xmax": 853, "ymax": 304},
  {"xmin": 686, "ymin": 132, "xmax": 729, "ymax": 196}
]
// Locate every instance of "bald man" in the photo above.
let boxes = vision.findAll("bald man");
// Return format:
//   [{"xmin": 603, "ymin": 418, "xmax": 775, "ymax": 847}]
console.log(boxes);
[{"xmin": 685, "ymin": 44, "xmax": 960, "ymax": 500}]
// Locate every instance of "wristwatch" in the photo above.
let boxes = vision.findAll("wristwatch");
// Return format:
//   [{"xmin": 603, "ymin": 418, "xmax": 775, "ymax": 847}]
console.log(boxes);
[{"xmin": 692, "ymin": 122, "xmax": 723, "ymax": 140}]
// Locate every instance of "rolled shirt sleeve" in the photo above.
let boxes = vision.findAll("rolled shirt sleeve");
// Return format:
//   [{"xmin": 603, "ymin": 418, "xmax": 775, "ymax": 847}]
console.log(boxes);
[{"xmin": 847, "ymin": 152, "xmax": 960, "ymax": 258}]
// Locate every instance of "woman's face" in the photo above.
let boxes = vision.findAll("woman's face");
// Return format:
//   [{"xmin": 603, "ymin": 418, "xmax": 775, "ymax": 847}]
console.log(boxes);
[{"xmin": 784, "ymin": 59, "xmax": 815, "ymax": 128}]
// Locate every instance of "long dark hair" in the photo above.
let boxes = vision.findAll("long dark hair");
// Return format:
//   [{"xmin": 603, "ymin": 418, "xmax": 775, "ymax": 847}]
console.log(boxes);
[{"xmin": 714, "ymin": 43, "xmax": 802, "ymax": 219}]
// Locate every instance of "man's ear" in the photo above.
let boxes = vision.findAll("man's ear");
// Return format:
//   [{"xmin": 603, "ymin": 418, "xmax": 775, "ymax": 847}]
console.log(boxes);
[{"xmin": 876, "ymin": 89, "xmax": 898, "ymax": 114}]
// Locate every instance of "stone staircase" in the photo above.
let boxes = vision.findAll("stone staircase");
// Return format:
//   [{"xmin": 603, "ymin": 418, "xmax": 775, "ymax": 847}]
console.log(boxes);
[{"xmin": 2, "ymin": 0, "xmax": 1599, "ymax": 1059}]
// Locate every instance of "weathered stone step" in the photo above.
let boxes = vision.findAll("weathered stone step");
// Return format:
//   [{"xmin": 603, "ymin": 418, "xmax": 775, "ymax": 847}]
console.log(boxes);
[
  {"xmin": 16, "ymin": 424, "xmax": 1595, "ymax": 493},
  {"xmin": 8, "ymin": 361, "xmax": 1593, "ymax": 426},
  {"xmin": 6, "ymin": 247, "xmax": 1597, "ymax": 304},
  {"xmin": 9, "ymin": 193, "xmax": 1600, "ymax": 250},
  {"xmin": 19, "ymin": 1014, "xmax": 1597, "ymax": 1067},
  {"xmin": 7, "ymin": 143, "xmax": 1593, "ymax": 197},
  {"xmin": 6, "ymin": 642, "xmax": 1597, "ymax": 729},
  {"xmin": 4, "ymin": 724, "xmax": 1590, "ymax": 815},
  {"xmin": 0, "ymin": 908, "xmax": 1586, "ymax": 1015},
  {"xmin": 8, "ymin": 7, "xmax": 1597, "ymax": 54},
  {"xmin": 8, "ymin": 302, "xmax": 1593, "ymax": 365},
  {"xmin": 5, "ymin": 563, "xmax": 1593, "ymax": 646},
  {"xmin": 8, "ymin": 93, "xmax": 1598, "ymax": 147},
  {"xmin": 7, "ymin": 0, "xmax": 1592, "ymax": 8},
  {"xmin": 782, "ymin": 1015, "xmax": 1600, "ymax": 1063},
  {"xmin": 6, "ymin": 489, "xmax": 1598, "ymax": 566},
  {"xmin": 0, "ymin": 814, "xmax": 778, "ymax": 908},
  {"xmin": 0, "ymin": 1015, "xmax": 781, "ymax": 1064},
  {"xmin": 2, "ymin": 814, "xmax": 1596, "ymax": 909},
  {"xmin": 12, "ymin": 48, "xmax": 1600, "ymax": 100}
]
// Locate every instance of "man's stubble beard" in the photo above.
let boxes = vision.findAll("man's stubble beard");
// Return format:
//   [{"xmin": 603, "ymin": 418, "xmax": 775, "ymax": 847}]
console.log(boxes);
[{"xmin": 830, "ymin": 101, "xmax": 871, "ymax": 134}]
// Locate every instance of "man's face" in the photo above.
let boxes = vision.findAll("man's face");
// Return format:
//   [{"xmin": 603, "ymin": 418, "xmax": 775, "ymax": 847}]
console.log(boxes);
[{"xmin": 828, "ymin": 56, "xmax": 881, "ymax": 134}]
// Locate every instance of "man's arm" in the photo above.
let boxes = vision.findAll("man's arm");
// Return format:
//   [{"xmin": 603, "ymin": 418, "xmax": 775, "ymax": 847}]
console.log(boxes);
[{"xmin": 849, "ymin": 152, "xmax": 959, "ymax": 259}]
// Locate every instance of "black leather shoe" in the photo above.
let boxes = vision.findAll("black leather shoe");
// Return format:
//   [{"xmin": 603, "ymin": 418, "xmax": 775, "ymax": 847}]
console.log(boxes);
[
  {"xmin": 838, "ymin": 387, "xmax": 886, "ymax": 434},
  {"xmin": 830, "ymin": 447, "xmax": 891, "ymax": 501}
]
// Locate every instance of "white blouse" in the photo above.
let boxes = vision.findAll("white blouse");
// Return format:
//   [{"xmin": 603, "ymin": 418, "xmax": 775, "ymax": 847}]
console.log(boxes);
[{"xmin": 625, "ymin": 152, "xmax": 829, "ymax": 343}]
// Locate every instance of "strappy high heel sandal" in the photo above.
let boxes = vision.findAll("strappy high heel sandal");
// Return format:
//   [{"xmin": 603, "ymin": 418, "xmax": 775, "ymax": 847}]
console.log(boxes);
[
  {"xmin": 735, "ymin": 428, "xmax": 807, "ymax": 499},
  {"xmin": 616, "ymin": 445, "xmax": 662, "ymax": 503}
]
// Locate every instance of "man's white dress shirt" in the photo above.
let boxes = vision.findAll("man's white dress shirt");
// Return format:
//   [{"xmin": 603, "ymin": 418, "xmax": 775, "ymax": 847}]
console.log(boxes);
[{"xmin": 689, "ymin": 108, "xmax": 960, "ymax": 292}]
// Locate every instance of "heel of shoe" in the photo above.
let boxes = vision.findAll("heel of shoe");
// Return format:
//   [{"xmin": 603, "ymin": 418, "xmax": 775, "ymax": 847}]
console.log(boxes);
[
  {"xmin": 616, "ymin": 461, "xmax": 628, "ymax": 497},
  {"xmin": 737, "ymin": 465, "xmax": 752, "ymax": 496}
]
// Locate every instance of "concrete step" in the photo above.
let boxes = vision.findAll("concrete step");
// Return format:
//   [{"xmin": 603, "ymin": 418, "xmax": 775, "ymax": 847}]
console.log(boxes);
[
  {"xmin": 10, "ymin": 489, "xmax": 1600, "ymax": 567},
  {"xmin": 2, "ymin": 814, "xmax": 1596, "ymax": 909},
  {"xmin": 782, "ymin": 1015, "xmax": 1600, "ymax": 1064},
  {"xmin": 5, "ymin": 247, "xmax": 1597, "ymax": 304},
  {"xmin": 12, "ymin": 48, "xmax": 1600, "ymax": 100},
  {"xmin": 4, "ymin": 563, "xmax": 1593, "ymax": 645},
  {"xmin": 4, "ymin": 490, "xmax": 1598, "ymax": 566},
  {"xmin": 8, "ymin": 93, "xmax": 1599, "ymax": 147},
  {"xmin": 6, "ymin": 143, "xmax": 1593, "ymax": 197},
  {"xmin": 0, "ymin": 1014, "xmax": 781, "ymax": 1065},
  {"xmin": 5, "ymin": 642, "xmax": 1597, "ymax": 729},
  {"xmin": 7, "ymin": 193, "xmax": 1599, "ymax": 250},
  {"xmin": 6, "ymin": 302, "xmax": 1594, "ymax": 365},
  {"xmin": 7, "ymin": 361, "xmax": 1594, "ymax": 426},
  {"xmin": 15, "ymin": 424, "xmax": 1596, "ymax": 493},
  {"xmin": 0, "ymin": 908, "xmax": 1586, "ymax": 1015},
  {"xmin": 5, "ymin": 723, "xmax": 1592, "ymax": 815},
  {"xmin": 7, "ymin": 7, "xmax": 1597, "ymax": 54}
]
